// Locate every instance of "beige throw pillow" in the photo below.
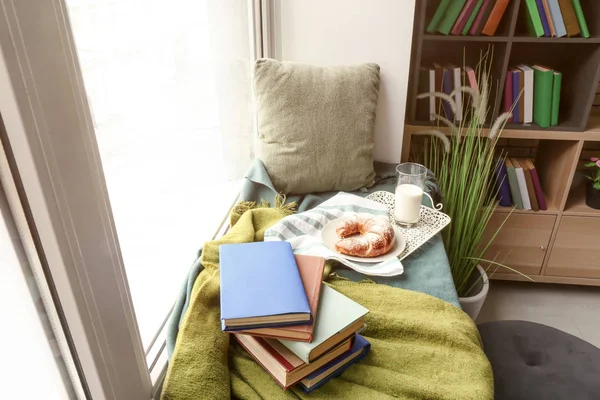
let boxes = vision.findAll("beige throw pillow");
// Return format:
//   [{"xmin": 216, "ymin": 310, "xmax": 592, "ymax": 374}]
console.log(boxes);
[{"xmin": 254, "ymin": 59, "xmax": 380, "ymax": 194}]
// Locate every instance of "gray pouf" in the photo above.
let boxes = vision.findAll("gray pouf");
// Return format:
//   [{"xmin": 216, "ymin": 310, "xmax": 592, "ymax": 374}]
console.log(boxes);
[{"xmin": 478, "ymin": 320, "xmax": 600, "ymax": 400}]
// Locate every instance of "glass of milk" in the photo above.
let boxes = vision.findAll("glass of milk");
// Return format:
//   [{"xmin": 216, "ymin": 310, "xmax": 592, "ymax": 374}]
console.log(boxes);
[{"xmin": 394, "ymin": 163, "xmax": 431, "ymax": 227}]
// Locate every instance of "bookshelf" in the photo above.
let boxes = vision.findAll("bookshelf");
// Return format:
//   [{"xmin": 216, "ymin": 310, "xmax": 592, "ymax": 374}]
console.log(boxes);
[{"xmin": 404, "ymin": 0, "xmax": 600, "ymax": 286}]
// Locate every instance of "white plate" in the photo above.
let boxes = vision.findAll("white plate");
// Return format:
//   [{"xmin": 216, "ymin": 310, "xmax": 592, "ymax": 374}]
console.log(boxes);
[{"xmin": 321, "ymin": 216, "xmax": 406, "ymax": 263}]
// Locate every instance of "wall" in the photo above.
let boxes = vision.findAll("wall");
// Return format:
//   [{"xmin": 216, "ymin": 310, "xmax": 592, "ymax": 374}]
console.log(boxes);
[{"xmin": 272, "ymin": 0, "xmax": 416, "ymax": 163}]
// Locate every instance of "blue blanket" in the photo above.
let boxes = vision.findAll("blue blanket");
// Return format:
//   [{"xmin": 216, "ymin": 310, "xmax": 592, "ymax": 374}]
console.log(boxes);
[{"xmin": 166, "ymin": 159, "xmax": 459, "ymax": 358}]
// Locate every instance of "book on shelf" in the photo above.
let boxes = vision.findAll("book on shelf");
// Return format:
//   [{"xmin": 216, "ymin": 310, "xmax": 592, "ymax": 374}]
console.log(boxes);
[
  {"xmin": 504, "ymin": 70, "xmax": 514, "ymax": 122},
  {"xmin": 451, "ymin": 0, "xmax": 479, "ymax": 35},
  {"xmin": 572, "ymin": 0, "xmax": 590, "ymax": 38},
  {"xmin": 437, "ymin": 0, "xmax": 468, "ymax": 35},
  {"xmin": 219, "ymin": 241, "xmax": 311, "ymax": 331},
  {"xmin": 517, "ymin": 69, "xmax": 525, "ymax": 123},
  {"xmin": 524, "ymin": 0, "xmax": 545, "ymax": 37},
  {"xmin": 442, "ymin": 67, "xmax": 455, "ymax": 120},
  {"xmin": 233, "ymin": 333, "xmax": 353, "ymax": 389},
  {"xmin": 524, "ymin": 159, "xmax": 548, "ymax": 210},
  {"xmin": 546, "ymin": 0, "xmax": 567, "ymax": 38},
  {"xmin": 462, "ymin": 0, "xmax": 485, "ymax": 35},
  {"xmin": 532, "ymin": 65, "xmax": 554, "ymax": 128},
  {"xmin": 521, "ymin": 158, "xmax": 540, "ymax": 211},
  {"xmin": 505, "ymin": 158, "xmax": 524, "ymax": 209},
  {"xmin": 511, "ymin": 68, "xmax": 523, "ymax": 123},
  {"xmin": 557, "ymin": 0, "xmax": 581, "ymax": 37},
  {"xmin": 495, "ymin": 159, "xmax": 513, "ymax": 207},
  {"xmin": 469, "ymin": 0, "xmax": 494, "ymax": 35},
  {"xmin": 551, "ymin": 71, "xmax": 562, "ymax": 126},
  {"xmin": 482, "ymin": 0, "xmax": 510, "ymax": 36},
  {"xmin": 426, "ymin": 0, "xmax": 453, "ymax": 33},
  {"xmin": 512, "ymin": 158, "xmax": 532, "ymax": 210},
  {"xmin": 448, "ymin": 64, "xmax": 463, "ymax": 121},
  {"xmin": 464, "ymin": 66, "xmax": 478, "ymax": 92},
  {"xmin": 535, "ymin": 0, "xmax": 551, "ymax": 37},
  {"xmin": 238, "ymin": 255, "xmax": 325, "ymax": 342},
  {"xmin": 517, "ymin": 65, "xmax": 534, "ymax": 124},
  {"xmin": 299, "ymin": 335, "xmax": 371, "ymax": 393},
  {"xmin": 541, "ymin": 0, "xmax": 556, "ymax": 37},
  {"xmin": 278, "ymin": 285, "xmax": 368, "ymax": 364},
  {"xmin": 433, "ymin": 63, "xmax": 445, "ymax": 116}
]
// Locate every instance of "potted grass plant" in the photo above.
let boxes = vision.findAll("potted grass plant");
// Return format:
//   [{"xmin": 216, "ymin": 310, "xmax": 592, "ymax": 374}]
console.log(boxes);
[
  {"xmin": 417, "ymin": 54, "xmax": 531, "ymax": 319},
  {"xmin": 585, "ymin": 156, "xmax": 600, "ymax": 209}
]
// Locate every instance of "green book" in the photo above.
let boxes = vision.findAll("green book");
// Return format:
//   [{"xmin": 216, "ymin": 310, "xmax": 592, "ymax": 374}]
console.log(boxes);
[
  {"xmin": 524, "ymin": 0, "xmax": 544, "ymax": 37},
  {"xmin": 427, "ymin": 0, "xmax": 454, "ymax": 33},
  {"xmin": 505, "ymin": 159, "xmax": 523, "ymax": 209},
  {"xmin": 551, "ymin": 71, "xmax": 562, "ymax": 126},
  {"xmin": 572, "ymin": 0, "xmax": 590, "ymax": 38},
  {"xmin": 278, "ymin": 285, "xmax": 368, "ymax": 364},
  {"xmin": 532, "ymin": 65, "xmax": 554, "ymax": 128},
  {"xmin": 437, "ymin": 0, "xmax": 468, "ymax": 35},
  {"xmin": 462, "ymin": 0, "xmax": 484, "ymax": 35}
]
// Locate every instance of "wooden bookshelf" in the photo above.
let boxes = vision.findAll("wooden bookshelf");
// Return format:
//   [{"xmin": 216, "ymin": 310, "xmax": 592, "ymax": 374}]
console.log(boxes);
[{"xmin": 404, "ymin": 0, "xmax": 600, "ymax": 287}]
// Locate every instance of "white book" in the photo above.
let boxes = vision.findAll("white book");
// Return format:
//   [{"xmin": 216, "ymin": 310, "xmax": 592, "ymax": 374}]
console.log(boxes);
[
  {"xmin": 517, "ymin": 65, "xmax": 533, "ymax": 124},
  {"xmin": 428, "ymin": 68, "xmax": 435, "ymax": 121},
  {"xmin": 448, "ymin": 64, "xmax": 462, "ymax": 121},
  {"xmin": 512, "ymin": 159, "xmax": 531, "ymax": 210}
]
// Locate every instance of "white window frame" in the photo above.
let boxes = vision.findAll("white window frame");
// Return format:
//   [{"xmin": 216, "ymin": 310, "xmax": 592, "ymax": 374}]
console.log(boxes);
[{"xmin": 0, "ymin": 0, "xmax": 266, "ymax": 398}]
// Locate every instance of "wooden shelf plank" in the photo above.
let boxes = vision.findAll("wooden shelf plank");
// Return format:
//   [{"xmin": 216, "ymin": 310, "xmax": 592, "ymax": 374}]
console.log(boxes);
[
  {"xmin": 512, "ymin": 36, "xmax": 600, "ymax": 44},
  {"xmin": 422, "ymin": 34, "xmax": 509, "ymax": 42},
  {"xmin": 406, "ymin": 124, "xmax": 600, "ymax": 141},
  {"xmin": 563, "ymin": 185, "xmax": 600, "ymax": 216},
  {"xmin": 494, "ymin": 206, "xmax": 559, "ymax": 215}
]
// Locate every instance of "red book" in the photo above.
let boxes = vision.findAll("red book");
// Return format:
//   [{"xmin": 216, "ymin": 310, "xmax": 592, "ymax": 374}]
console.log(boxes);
[
  {"xmin": 234, "ymin": 334, "xmax": 353, "ymax": 389},
  {"xmin": 451, "ymin": 0, "xmax": 479, "ymax": 35},
  {"xmin": 469, "ymin": 0, "xmax": 493, "ymax": 35},
  {"xmin": 482, "ymin": 0, "xmax": 510, "ymax": 36},
  {"xmin": 504, "ymin": 69, "xmax": 514, "ymax": 122},
  {"xmin": 238, "ymin": 255, "xmax": 325, "ymax": 342},
  {"xmin": 524, "ymin": 159, "xmax": 547, "ymax": 210}
]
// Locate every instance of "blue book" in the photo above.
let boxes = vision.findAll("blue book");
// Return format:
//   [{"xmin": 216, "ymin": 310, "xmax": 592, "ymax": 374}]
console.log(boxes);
[
  {"xmin": 442, "ymin": 68, "xmax": 454, "ymax": 121},
  {"xmin": 219, "ymin": 242, "xmax": 311, "ymax": 331},
  {"xmin": 535, "ymin": 0, "xmax": 551, "ymax": 36},
  {"xmin": 547, "ymin": 0, "xmax": 567, "ymax": 37},
  {"xmin": 495, "ymin": 159, "xmax": 513, "ymax": 207},
  {"xmin": 299, "ymin": 335, "xmax": 371, "ymax": 393},
  {"xmin": 512, "ymin": 69, "xmax": 520, "ymax": 123}
]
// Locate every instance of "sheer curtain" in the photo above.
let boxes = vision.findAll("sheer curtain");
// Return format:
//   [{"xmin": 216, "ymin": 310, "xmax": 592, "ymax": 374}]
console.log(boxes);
[{"xmin": 66, "ymin": 0, "xmax": 255, "ymax": 347}]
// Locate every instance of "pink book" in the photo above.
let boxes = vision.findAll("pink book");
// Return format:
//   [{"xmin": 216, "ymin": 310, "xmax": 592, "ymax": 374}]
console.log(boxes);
[
  {"xmin": 464, "ymin": 66, "xmax": 478, "ymax": 92},
  {"xmin": 527, "ymin": 161, "xmax": 547, "ymax": 210},
  {"xmin": 504, "ymin": 70, "xmax": 513, "ymax": 122},
  {"xmin": 451, "ymin": 0, "xmax": 479, "ymax": 35},
  {"xmin": 469, "ymin": 0, "xmax": 492, "ymax": 35}
]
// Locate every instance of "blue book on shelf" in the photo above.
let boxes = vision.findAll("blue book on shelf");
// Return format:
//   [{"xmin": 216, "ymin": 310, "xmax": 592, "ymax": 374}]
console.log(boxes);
[
  {"xmin": 512, "ymin": 70, "xmax": 520, "ymax": 123},
  {"xmin": 219, "ymin": 242, "xmax": 311, "ymax": 331},
  {"xmin": 495, "ymin": 159, "xmax": 513, "ymax": 207},
  {"xmin": 547, "ymin": 0, "xmax": 567, "ymax": 37},
  {"xmin": 535, "ymin": 0, "xmax": 551, "ymax": 36},
  {"xmin": 442, "ymin": 68, "xmax": 455, "ymax": 120},
  {"xmin": 299, "ymin": 335, "xmax": 371, "ymax": 393}
]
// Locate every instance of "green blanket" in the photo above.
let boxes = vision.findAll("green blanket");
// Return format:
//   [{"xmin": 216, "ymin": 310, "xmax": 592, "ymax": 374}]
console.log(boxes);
[{"xmin": 161, "ymin": 203, "xmax": 493, "ymax": 400}]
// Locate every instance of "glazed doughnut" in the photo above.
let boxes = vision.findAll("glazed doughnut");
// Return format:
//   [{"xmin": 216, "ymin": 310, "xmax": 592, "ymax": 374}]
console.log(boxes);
[{"xmin": 334, "ymin": 214, "xmax": 395, "ymax": 258}]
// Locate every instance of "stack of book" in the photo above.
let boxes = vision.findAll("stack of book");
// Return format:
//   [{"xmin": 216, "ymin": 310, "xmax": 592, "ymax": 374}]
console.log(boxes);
[
  {"xmin": 496, "ymin": 157, "xmax": 547, "ymax": 210},
  {"xmin": 523, "ymin": 0, "xmax": 589, "ymax": 38},
  {"xmin": 219, "ymin": 241, "xmax": 370, "ymax": 393},
  {"xmin": 504, "ymin": 65, "xmax": 561, "ymax": 128},
  {"xmin": 417, "ymin": 64, "xmax": 479, "ymax": 121},
  {"xmin": 426, "ymin": 0, "xmax": 511, "ymax": 36}
]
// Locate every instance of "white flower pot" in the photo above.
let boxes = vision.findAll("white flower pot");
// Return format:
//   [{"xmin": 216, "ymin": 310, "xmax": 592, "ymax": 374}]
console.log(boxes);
[{"xmin": 458, "ymin": 264, "xmax": 489, "ymax": 321}]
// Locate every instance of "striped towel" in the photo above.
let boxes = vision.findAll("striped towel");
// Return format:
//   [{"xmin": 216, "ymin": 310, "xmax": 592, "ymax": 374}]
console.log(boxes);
[{"xmin": 264, "ymin": 192, "xmax": 403, "ymax": 277}]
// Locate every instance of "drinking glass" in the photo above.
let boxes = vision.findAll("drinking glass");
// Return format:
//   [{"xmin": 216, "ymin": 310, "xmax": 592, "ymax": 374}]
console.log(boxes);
[{"xmin": 394, "ymin": 163, "xmax": 434, "ymax": 227}]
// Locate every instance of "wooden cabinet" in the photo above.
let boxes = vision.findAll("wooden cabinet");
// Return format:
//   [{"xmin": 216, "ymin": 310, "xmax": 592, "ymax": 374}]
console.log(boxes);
[
  {"xmin": 481, "ymin": 213, "xmax": 556, "ymax": 276},
  {"xmin": 546, "ymin": 216, "xmax": 600, "ymax": 279}
]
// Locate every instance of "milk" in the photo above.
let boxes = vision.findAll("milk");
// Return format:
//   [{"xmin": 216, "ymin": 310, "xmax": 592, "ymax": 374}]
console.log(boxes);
[{"xmin": 394, "ymin": 183, "xmax": 423, "ymax": 224}]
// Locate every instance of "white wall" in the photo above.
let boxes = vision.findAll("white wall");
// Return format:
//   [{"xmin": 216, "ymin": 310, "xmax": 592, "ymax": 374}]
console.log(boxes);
[{"xmin": 272, "ymin": 0, "xmax": 415, "ymax": 163}]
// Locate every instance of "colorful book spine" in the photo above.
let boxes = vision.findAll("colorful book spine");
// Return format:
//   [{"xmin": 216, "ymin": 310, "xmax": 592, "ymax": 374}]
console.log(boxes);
[
  {"xmin": 482, "ymin": 0, "xmax": 510, "ymax": 36},
  {"xmin": 535, "ymin": 0, "xmax": 551, "ymax": 36},
  {"xmin": 551, "ymin": 71, "xmax": 562, "ymax": 126},
  {"xmin": 451, "ymin": 0, "xmax": 479, "ymax": 35},
  {"xmin": 427, "ymin": 0, "xmax": 454, "ymax": 33},
  {"xmin": 513, "ymin": 159, "xmax": 532, "ymax": 210},
  {"xmin": 442, "ymin": 68, "xmax": 455, "ymax": 120},
  {"xmin": 547, "ymin": 0, "xmax": 567, "ymax": 37},
  {"xmin": 532, "ymin": 65, "xmax": 554, "ymax": 128},
  {"xmin": 437, "ymin": 0, "xmax": 469, "ymax": 35},
  {"xmin": 529, "ymin": 164, "xmax": 547, "ymax": 210},
  {"xmin": 428, "ymin": 67, "xmax": 436, "ymax": 121},
  {"xmin": 541, "ymin": 0, "xmax": 556, "ymax": 36},
  {"xmin": 524, "ymin": 0, "xmax": 545, "ymax": 37},
  {"xmin": 496, "ymin": 159, "xmax": 513, "ymax": 207},
  {"xmin": 512, "ymin": 68, "xmax": 521, "ymax": 123},
  {"xmin": 504, "ymin": 70, "xmax": 514, "ymax": 122},
  {"xmin": 557, "ymin": 0, "xmax": 581, "ymax": 37},
  {"xmin": 462, "ymin": 0, "xmax": 485, "ymax": 35},
  {"xmin": 469, "ymin": 0, "xmax": 493, "ymax": 35},
  {"xmin": 572, "ymin": 0, "xmax": 590, "ymax": 38},
  {"xmin": 505, "ymin": 159, "xmax": 523, "ymax": 209},
  {"xmin": 522, "ymin": 160, "xmax": 539, "ymax": 211}
]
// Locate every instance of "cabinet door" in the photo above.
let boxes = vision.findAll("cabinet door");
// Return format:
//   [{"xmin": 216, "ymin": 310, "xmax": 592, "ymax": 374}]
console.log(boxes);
[
  {"xmin": 546, "ymin": 216, "xmax": 600, "ymax": 279},
  {"xmin": 481, "ymin": 213, "xmax": 556, "ymax": 275}
]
